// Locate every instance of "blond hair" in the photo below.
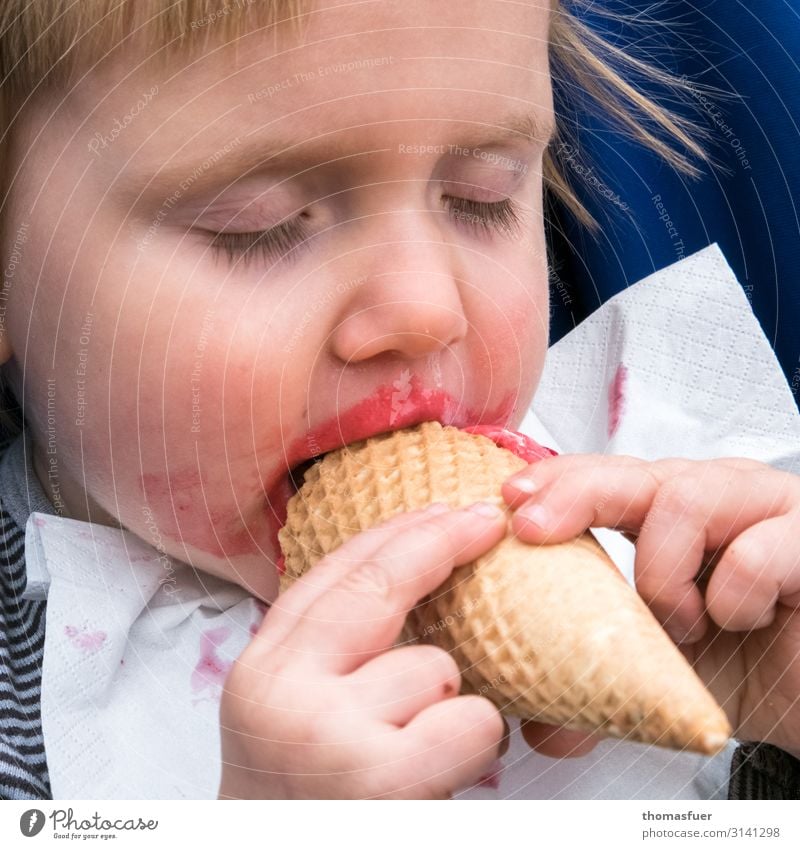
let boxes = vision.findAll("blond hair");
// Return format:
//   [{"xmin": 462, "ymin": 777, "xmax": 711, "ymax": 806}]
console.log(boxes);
[{"xmin": 0, "ymin": 0, "xmax": 704, "ymax": 439}]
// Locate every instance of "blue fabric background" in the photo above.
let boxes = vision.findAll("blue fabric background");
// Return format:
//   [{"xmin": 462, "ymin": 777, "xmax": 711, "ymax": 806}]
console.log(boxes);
[{"xmin": 548, "ymin": 1, "xmax": 800, "ymax": 406}]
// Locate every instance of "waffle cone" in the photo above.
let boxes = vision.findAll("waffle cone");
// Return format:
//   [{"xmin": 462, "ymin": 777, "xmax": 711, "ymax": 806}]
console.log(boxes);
[{"xmin": 278, "ymin": 421, "xmax": 730, "ymax": 754}]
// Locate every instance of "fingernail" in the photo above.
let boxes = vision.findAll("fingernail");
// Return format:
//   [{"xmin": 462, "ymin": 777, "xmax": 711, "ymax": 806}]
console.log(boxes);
[
  {"xmin": 664, "ymin": 623, "xmax": 689, "ymax": 644},
  {"xmin": 508, "ymin": 476, "xmax": 537, "ymax": 494},
  {"xmin": 425, "ymin": 502, "xmax": 450, "ymax": 515},
  {"xmin": 466, "ymin": 501, "xmax": 504, "ymax": 519},
  {"xmin": 516, "ymin": 504, "xmax": 551, "ymax": 528}
]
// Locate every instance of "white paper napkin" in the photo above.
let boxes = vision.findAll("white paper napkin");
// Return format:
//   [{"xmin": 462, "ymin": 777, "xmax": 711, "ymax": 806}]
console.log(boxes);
[
  {"xmin": 533, "ymin": 244, "xmax": 800, "ymax": 471},
  {"xmin": 23, "ymin": 515, "xmax": 264, "ymax": 799},
  {"xmin": 23, "ymin": 243, "xmax": 800, "ymax": 799}
]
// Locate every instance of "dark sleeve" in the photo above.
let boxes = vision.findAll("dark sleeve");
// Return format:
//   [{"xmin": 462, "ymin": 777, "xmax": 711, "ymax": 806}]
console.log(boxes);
[{"xmin": 728, "ymin": 743, "xmax": 800, "ymax": 799}]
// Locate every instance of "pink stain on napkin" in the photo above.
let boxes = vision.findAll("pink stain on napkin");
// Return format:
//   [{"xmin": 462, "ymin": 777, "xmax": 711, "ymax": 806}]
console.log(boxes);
[
  {"xmin": 191, "ymin": 626, "xmax": 233, "ymax": 695},
  {"xmin": 608, "ymin": 364, "xmax": 629, "ymax": 438},
  {"xmin": 64, "ymin": 625, "xmax": 106, "ymax": 654}
]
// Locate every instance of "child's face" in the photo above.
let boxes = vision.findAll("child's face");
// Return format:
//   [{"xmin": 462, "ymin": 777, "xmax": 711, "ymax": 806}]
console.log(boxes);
[{"xmin": 3, "ymin": 0, "xmax": 553, "ymax": 600}]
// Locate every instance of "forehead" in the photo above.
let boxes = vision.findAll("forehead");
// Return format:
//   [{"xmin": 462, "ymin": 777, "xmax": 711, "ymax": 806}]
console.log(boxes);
[
  {"xmin": 86, "ymin": 2, "xmax": 548, "ymax": 106},
  {"xmin": 22, "ymin": 0, "xmax": 552, "ymax": 191}
]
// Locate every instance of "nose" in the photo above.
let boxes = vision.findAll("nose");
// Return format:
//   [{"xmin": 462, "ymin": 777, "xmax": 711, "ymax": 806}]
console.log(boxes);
[{"xmin": 330, "ymin": 225, "xmax": 468, "ymax": 364}]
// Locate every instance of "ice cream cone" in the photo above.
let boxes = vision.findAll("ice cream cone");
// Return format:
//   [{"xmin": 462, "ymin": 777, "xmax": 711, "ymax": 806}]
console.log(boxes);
[{"xmin": 278, "ymin": 421, "xmax": 731, "ymax": 754}]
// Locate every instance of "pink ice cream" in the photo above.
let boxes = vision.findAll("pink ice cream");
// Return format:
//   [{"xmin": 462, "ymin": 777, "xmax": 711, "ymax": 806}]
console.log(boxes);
[{"xmin": 461, "ymin": 424, "xmax": 557, "ymax": 463}]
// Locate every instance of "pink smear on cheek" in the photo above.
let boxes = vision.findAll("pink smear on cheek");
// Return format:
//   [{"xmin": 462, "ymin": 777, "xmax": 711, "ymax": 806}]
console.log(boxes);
[
  {"xmin": 608, "ymin": 363, "xmax": 628, "ymax": 438},
  {"xmin": 138, "ymin": 471, "xmax": 262, "ymax": 559},
  {"xmin": 64, "ymin": 625, "xmax": 107, "ymax": 654},
  {"xmin": 191, "ymin": 626, "xmax": 234, "ymax": 694}
]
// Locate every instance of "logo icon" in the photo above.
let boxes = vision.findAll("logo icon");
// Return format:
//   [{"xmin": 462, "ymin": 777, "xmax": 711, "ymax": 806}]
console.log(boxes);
[{"xmin": 19, "ymin": 810, "xmax": 45, "ymax": 837}]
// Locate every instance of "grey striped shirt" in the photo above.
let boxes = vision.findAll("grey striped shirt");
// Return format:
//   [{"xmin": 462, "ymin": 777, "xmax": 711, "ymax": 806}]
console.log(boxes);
[{"xmin": 0, "ymin": 430, "xmax": 56, "ymax": 798}]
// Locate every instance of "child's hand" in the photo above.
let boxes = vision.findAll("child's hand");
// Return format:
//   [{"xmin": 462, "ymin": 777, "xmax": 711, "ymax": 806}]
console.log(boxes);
[
  {"xmin": 219, "ymin": 502, "xmax": 516, "ymax": 799},
  {"xmin": 502, "ymin": 455, "xmax": 800, "ymax": 759}
]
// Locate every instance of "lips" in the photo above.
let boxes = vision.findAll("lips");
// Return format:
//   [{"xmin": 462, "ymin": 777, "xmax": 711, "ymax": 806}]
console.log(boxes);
[
  {"xmin": 264, "ymin": 375, "xmax": 518, "ymax": 572},
  {"xmin": 461, "ymin": 424, "xmax": 557, "ymax": 463}
]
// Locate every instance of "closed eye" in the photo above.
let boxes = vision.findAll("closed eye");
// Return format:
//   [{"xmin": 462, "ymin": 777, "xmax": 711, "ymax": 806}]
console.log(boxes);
[
  {"xmin": 442, "ymin": 195, "xmax": 522, "ymax": 235},
  {"xmin": 208, "ymin": 196, "xmax": 522, "ymax": 267}
]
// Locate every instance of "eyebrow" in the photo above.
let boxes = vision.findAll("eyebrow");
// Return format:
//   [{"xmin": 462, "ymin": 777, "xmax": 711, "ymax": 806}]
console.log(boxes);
[{"xmin": 122, "ymin": 109, "xmax": 555, "ymax": 202}]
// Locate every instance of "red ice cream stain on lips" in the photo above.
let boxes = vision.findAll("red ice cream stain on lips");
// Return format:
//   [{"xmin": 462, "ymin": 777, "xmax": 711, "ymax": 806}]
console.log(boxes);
[
  {"xmin": 267, "ymin": 378, "xmax": 517, "ymax": 571},
  {"xmin": 607, "ymin": 363, "xmax": 629, "ymax": 438}
]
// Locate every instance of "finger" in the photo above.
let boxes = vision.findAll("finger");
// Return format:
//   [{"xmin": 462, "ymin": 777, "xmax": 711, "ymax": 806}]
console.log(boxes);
[
  {"xmin": 501, "ymin": 454, "xmax": 677, "ymax": 512},
  {"xmin": 274, "ymin": 503, "xmax": 508, "ymax": 674},
  {"xmin": 390, "ymin": 695, "xmax": 503, "ymax": 798},
  {"xmin": 259, "ymin": 503, "xmax": 452, "ymax": 649},
  {"xmin": 519, "ymin": 720, "xmax": 601, "ymax": 758},
  {"xmin": 505, "ymin": 455, "xmax": 686, "ymax": 542},
  {"xmin": 502, "ymin": 454, "xmax": 768, "ymax": 511},
  {"xmin": 633, "ymin": 485, "xmax": 712, "ymax": 644},
  {"xmin": 634, "ymin": 468, "xmax": 798, "ymax": 643},
  {"xmin": 508, "ymin": 457, "xmax": 797, "ymax": 547},
  {"xmin": 705, "ymin": 512, "xmax": 800, "ymax": 632},
  {"xmin": 345, "ymin": 644, "xmax": 462, "ymax": 726}
]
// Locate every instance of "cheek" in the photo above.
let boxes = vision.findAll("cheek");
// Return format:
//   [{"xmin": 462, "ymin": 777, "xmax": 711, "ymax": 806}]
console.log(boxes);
[
  {"xmin": 95, "ymin": 303, "xmax": 284, "ymax": 558},
  {"xmin": 467, "ymin": 257, "xmax": 549, "ymax": 403}
]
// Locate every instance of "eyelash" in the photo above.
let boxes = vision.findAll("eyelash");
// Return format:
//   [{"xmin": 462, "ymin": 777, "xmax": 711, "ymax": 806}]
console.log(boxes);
[{"xmin": 209, "ymin": 196, "xmax": 522, "ymax": 267}]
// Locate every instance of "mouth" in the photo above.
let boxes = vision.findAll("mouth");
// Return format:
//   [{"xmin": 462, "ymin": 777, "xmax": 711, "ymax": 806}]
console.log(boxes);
[
  {"xmin": 264, "ymin": 377, "xmax": 516, "ymax": 570},
  {"xmin": 287, "ymin": 455, "xmax": 324, "ymax": 493}
]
